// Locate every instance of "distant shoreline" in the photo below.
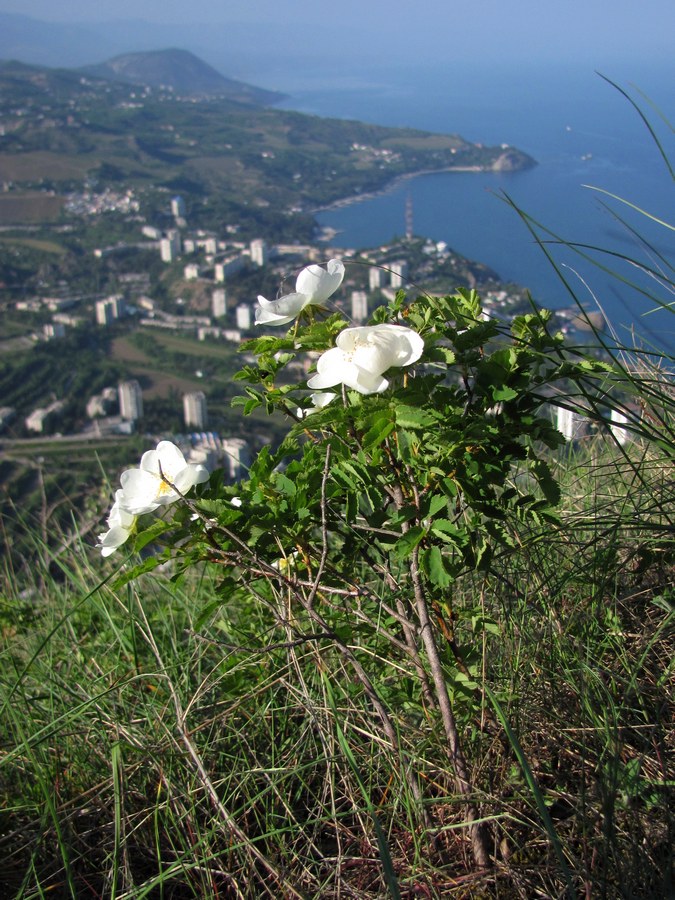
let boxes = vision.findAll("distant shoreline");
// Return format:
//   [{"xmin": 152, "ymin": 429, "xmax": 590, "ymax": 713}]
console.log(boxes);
[{"xmin": 311, "ymin": 164, "xmax": 485, "ymax": 215}]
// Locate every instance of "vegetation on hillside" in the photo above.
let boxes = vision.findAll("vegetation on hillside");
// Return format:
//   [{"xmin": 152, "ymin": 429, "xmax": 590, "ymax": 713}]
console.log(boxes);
[
  {"xmin": 80, "ymin": 48, "xmax": 286, "ymax": 105},
  {"xmin": 0, "ymin": 57, "xmax": 534, "ymax": 230},
  {"xmin": 0, "ymin": 80, "xmax": 672, "ymax": 900},
  {"xmin": 1, "ymin": 277, "xmax": 672, "ymax": 897}
]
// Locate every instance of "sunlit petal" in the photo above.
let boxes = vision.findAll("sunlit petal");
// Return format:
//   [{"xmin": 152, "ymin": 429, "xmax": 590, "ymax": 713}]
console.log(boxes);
[
  {"xmin": 255, "ymin": 259, "xmax": 344, "ymax": 326},
  {"xmin": 308, "ymin": 324, "xmax": 423, "ymax": 395},
  {"xmin": 295, "ymin": 259, "xmax": 345, "ymax": 302}
]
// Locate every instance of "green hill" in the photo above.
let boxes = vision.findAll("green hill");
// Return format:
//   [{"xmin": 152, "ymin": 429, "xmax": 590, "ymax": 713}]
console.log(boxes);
[
  {"xmin": 80, "ymin": 48, "xmax": 285, "ymax": 105},
  {"xmin": 0, "ymin": 57, "xmax": 535, "ymax": 228}
]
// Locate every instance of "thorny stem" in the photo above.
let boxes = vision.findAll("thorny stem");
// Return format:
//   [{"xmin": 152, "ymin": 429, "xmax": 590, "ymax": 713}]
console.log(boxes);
[
  {"xmin": 306, "ymin": 444, "xmax": 331, "ymax": 612},
  {"xmin": 378, "ymin": 564, "xmax": 437, "ymax": 713},
  {"xmin": 389, "ymin": 469, "xmax": 491, "ymax": 869},
  {"xmin": 408, "ymin": 542, "xmax": 491, "ymax": 869}
]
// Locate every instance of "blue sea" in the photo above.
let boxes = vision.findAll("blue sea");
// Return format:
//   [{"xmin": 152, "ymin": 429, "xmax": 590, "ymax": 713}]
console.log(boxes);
[{"xmin": 276, "ymin": 61, "xmax": 675, "ymax": 351}]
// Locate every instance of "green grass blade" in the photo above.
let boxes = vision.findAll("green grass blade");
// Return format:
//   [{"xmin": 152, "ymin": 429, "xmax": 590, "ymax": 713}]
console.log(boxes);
[{"xmin": 483, "ymin": 683, "xmax": 576, "ymax": 897}]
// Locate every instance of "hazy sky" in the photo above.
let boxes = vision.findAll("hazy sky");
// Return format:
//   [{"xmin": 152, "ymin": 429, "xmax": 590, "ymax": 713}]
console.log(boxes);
[{"xmin": 1, "ymin": 0, "xmax": 674, "ymax": 67}]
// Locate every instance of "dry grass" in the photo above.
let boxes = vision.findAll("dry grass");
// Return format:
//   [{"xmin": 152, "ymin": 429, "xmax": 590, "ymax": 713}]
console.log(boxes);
[{"xmin": 0, "ymin": 193, "xmax": 64, "ymax": 224}]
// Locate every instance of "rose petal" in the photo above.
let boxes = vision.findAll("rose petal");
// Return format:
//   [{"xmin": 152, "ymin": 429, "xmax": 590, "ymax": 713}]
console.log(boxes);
[
  {"xmin": 255, "ymin": 291, "xmax": 310, "ymax": 326},
  {"xmin": 295, "ymin": 259, "xmax": 344, "ymax": 302}
]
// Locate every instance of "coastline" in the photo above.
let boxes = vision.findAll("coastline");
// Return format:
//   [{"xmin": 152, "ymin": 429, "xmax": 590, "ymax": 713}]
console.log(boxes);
[{"xmin": 311, "ymin": 165, "xmax": 484, "ymax": 215}]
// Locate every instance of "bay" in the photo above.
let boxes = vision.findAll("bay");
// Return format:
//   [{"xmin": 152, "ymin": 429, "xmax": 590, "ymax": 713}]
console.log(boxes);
[{"xmin": 277, "ymin": 61, "xmax": 675, "ymax": 351}]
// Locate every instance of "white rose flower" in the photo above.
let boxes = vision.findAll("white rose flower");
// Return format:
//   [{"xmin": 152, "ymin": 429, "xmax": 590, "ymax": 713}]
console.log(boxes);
[
  {"xmin": 119, "ymin": 440, "xmax": 209, "ymax": 515},
  {"xmin": 307, "ymin": 324, "xmax": 424, "ymax": 395},
  {"xmin": 98, "ymin": 489, "xmax": 137, "ymax": 557},
  {"xmin": 255, "ymin": 258, "xmax": 345, "ymax": 326},
  {"xmin": 296, "ymin": 391, "xmax": 337, "ymax": 418}
]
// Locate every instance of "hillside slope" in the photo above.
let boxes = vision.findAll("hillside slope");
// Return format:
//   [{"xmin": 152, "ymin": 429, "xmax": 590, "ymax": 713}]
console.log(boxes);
[{"xmin": 81, "ymin": 48, "xmax": 285, "ymax": 104}]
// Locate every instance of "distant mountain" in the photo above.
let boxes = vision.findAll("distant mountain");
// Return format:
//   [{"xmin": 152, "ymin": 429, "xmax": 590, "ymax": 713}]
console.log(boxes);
[
  {"xmin": 0, "ymin": 55, "xmax": 535, "ymax": 234},
  {"xmin": 80, "ymin": 49, "xmax": 284, "ymax": 105}
]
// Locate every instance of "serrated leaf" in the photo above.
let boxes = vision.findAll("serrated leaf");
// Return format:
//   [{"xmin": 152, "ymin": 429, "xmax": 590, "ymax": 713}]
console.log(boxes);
[
  {"xmin": 395, "ymin": 405, "xmax": 438, "ymax": 430},
  {"xmin": 430, "ymin": 346, "xmax": 456, "ymax": 365},
  {"xmin": 112, "ymin": 555, "xmax": 164, "ymax": 589},
  {"xmin": 454, "ymin": 670, "xmax": 479, "ymax": 690},
  {"xmin": 362, "ymin": 415, "xmax": 395, "ymax": 449},
  {"xmin": 274, "ymin": 473, "xmax": 296, "ymax": 497},
  {"xmin": 442, "ymin": 477, "xmax": 458, "ymax": 497},
  {"xmin": 393, "ymin": 526, "xmax": 425, "ymax": 560},
  {"xmin": 134, "ymin": 519, "xmax": 173, "ymax": 551},
  {"xmin": 345, "ymin": 491, "xmax": 357, "ymax": 523},
  {"xmin": 240, "ymin": 336, "xmax": 295, "ymax": 354},
  {"xmin": 430, "ymin": 518, "xmax": 463, "ymax": 544},
  {"xmin": 243, "ymin": 397, "xmax": 261, "ymax": 415},
  {"xmin": 194, "ymin": 598, "xmax": 225, "ymax": 631},
  {"xmin": 532, "ymin": 459, "xmax": 561, "ymax": 506},
  {"xmin": 422, "ymin": 545, "xmax": 452, "ymax": 588},
  {"xmin": 426, "ymin": 494, "xmax": 448, "ymax": 517},
  {"xmin": 196, "ymin": 498, "xmax": 240, "ymax": 518},
  {"xmin": 492, "ymin": 385, "xmax": 518, "ymax": 402}
]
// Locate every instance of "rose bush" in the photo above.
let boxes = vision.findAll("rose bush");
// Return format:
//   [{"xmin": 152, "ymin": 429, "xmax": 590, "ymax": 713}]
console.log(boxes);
[{"xmin": 99, "ymin": 260, "xmax": 611, "ymax": 873}]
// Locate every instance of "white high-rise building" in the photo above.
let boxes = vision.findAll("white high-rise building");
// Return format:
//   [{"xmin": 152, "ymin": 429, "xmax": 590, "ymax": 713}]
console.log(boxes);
[
  {"xmin": 215, "ymin": 255, "xmax": 246, "ymax": 282},
  {"xmin": 43, "ymin": 322, "xmax": 66, "ymax": 339},
  {"xmin": 118, "ymin": 380, "xmax": 143, "ymax": 421},
  {"xmin": 95, "ymin": 295, "xmax": 125, "ymax": 326},
  {"xmin": 556, "ymin": 406, "xmax": 587, "ymax": 442},
  {"xmin": 0, "ymin": 407, "xmax": 16, "ymax": 431},
  {"xmin": 351, "ymin": 291, "xmax": 368, "ymax": 323},
  {"xmin": 160, "ymin": 230, "xmax": 182, "ymax": 263},
  {"xmin": 609, "ymin": 409, "xmax": 630, "ymax": 446},
  {"xmin": 250, "ymin": 238, "xmax": 268, "ymax": 267},
  {"xmin": 368, "ymin": 267, "xmax": 385, "ymax": 291},
  {"xmin": 171, "ymin": 196, "xmax": 186, "ymax": 218},
  {"xmin": 389, "ymin": 260, "xmax": 409, "ymax": 288},
  {"xmin": 236, "ymin": 304, "xmax": 252, "ymax": 330},
  {"xmin": 212, "ymin": 289, "xmax": 227, "ymax": 318},
  {"xmin": 183, "ymin": 391, "xmax": 208, "ymax": 429},
  {"xmin": 222, "ymin": 438, "xmax": 251, "ymax": 482},
  {"xmin": 25, "ymin": 400, "xmax": 64, "ymax": 434}
]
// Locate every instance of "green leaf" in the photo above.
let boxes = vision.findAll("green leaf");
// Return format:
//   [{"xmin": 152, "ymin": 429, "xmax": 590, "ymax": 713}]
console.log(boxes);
[
  {"xmin": 426, "ymin": 345, "xmax": 456, "ymax": 365},
  {"xmin": 531, "ymin": 459, "xmax": 561, "ymax": 506},
  {"xmin": 430, "ymin": 518, "xmax": 464, "ymax": 544},
  {"xmin": 421, "ymin": 545, "xmax": 452, "ymax": 588},
  {"xmin": 395, "ymin": 405, "xmax": 439, "ymax": 430},
  {"xmin": 240, "ymin": 335, "xmax": 295, "ymax": 354},
  {"xmin": 196, "ymin": 499, "xmax": 242, "ymax": 521},
  {"xmin": 426, "ymin": 493, "xmax": 449, "ymax": 517},
  {"xmin": 112, "ymin": 555, "xmax": 164, "ymax": 589},
  {"xmin": 274, "ymin": 473, "xmax": 297, "ymax": 497},
  {"xmin": 492, "ymin": 385, "xmax": 519, "ymax": 402},
  {"xmin": 393, "ymin": 526, "xmax": 425, "ymax": 560},
  {"xmin": 454, "ymin": 670, "xmax": 479, "ymax": 691},
  {"xmin": 389, "ymin": 504, "xmax": 419, "ymax": 526},
  {"xmin": 362, "ymin": 414, "xmax": 395, "ymax": 449},
  {"xmin": 194, "ymin": 598, "xmax": 225, "ymax": 631},
  {"xmin": 133, "ymin": 519, "xmax": 173, "ymax": 551}
]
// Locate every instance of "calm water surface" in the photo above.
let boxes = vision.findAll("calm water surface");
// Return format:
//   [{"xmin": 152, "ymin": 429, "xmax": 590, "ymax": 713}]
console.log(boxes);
[{"xmin": 277, "ymin": 62, "xmax": 675, "ymax": 349}]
